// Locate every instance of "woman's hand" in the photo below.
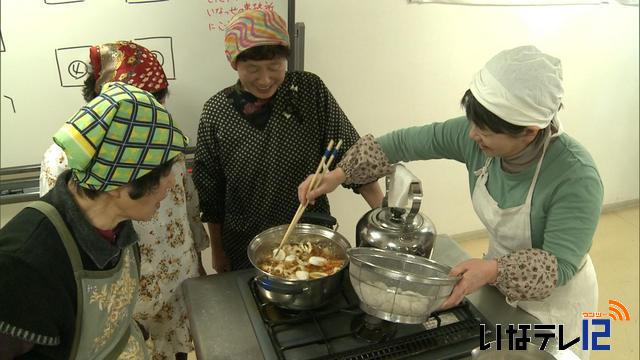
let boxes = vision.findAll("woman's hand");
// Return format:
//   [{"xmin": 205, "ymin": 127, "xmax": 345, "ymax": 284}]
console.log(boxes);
[
  {"xmin": 211, "ymin": 246, "xmax": 231, "ymax": 274},
  {"xmin": 298, "ymin": 168, "xmax": 347, "ymax": 205},
  {"xmin": 207, "ymin": 223, "xmax": 230, "ymax": 273},
  {"xmin": 196, "ymin": 251, "xmax": 207, "ymax": 276},
  {"xmin": 439, "ymin": 258, "xmax": 498, "ymax": 309}
]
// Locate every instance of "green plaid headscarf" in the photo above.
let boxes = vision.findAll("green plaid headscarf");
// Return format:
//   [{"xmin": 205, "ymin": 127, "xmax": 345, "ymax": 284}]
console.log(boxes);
[{"xmin": 53, "ymin": 82, "xmax": 187, "ymax": 191}]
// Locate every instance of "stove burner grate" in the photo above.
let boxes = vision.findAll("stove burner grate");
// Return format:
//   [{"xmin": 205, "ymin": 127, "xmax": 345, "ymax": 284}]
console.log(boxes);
[
  {"xmin": 351, "ymin": 314, "xmax": 397, "ymax": 343},
  {"xmin": 313, "ymin": 317, "xmax": 482, "ymax": 360},
  {"xmin": 248, "ymin": 277, "xmax": 493, "ymax": 360}
]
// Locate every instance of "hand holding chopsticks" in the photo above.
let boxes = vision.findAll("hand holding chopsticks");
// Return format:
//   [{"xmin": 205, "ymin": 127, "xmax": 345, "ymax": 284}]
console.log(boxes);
[
  {"xmin": 305, "ymin": 139, "xmax": 343, "ymax": 204},
  {"xmin": 276, "ymin": 139, "xmax": 343, "ymax": 255}
]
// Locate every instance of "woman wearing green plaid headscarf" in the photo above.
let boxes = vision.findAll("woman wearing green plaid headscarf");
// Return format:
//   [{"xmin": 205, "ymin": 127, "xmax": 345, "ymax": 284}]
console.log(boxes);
[
  {"xmin": 0, "ymin": 82, "xmax": 187, "ymax": 359},
  {"xmin": 37, "ymin": 42, "xmax": 208, "ymax": 360},
  {"xmin": 55, "ymin": 82, "xmax": 186, "ymax": 192}
]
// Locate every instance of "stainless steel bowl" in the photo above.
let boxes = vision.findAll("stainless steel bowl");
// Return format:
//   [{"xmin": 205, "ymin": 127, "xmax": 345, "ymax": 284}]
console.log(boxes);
[
  {"xmin": 471, "ymin": 340, "xmax": 557, "ymax": 359},
  {"xmin": 247, "ymin": 223, "xmax": 351, "ymax": 310},
  {"xmin": 347, "ymin": 247, "xmax": 459, "ymax": 324}
]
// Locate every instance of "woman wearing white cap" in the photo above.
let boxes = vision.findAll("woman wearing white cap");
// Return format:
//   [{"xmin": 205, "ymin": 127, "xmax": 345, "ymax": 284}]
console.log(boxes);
[{"xmin": 299, "ymin": 45, "xmax": 602, "ymax": 360}]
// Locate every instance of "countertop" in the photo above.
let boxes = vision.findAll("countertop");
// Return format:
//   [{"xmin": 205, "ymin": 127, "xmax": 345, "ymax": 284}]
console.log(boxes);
[{"xmin": 182, "ymin": 234, "xmax": 578, "ymax": 359}]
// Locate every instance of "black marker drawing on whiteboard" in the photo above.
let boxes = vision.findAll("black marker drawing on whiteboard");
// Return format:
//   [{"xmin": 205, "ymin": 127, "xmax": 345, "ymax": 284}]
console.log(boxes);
[
  {"xmin": 151, "ymin": 50, "xmax": 165, "ymax": 66},
  {"xmin": 126, "ymin": 0, "xmax": 169, "ymax": 3},
  {"xmin": 44, "ymin": 0, "xmax": 85, "ymax": 4},
  {"xmin": 134, "ymin": 37, "xmax": 176, "ymax": 79},
  {"xmin": 3, "ymin": 96, "xmax": 16, "ymax": 113},
  {"xmin": 68, "ymin": 60, "xmax": 88, "ymax": 79},
  {"xmin": 0, "ymin": 31, "xmax": 5, "ymax": 52},
  {"xmin": 55, "ymin": 45, "xmax": 92, "ymax": 87}
]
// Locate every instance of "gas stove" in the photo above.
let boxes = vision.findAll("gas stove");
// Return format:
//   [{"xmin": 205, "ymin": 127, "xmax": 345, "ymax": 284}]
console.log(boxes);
[{"xmin": 237, "ymin": 271, "xmax": 495, "ymax": 360}]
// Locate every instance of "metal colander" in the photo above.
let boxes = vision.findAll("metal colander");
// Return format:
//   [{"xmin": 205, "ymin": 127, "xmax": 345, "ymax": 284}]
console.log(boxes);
[{"xmin": 347, "ymin": 247, "xmax": 460, "ymax": 324}]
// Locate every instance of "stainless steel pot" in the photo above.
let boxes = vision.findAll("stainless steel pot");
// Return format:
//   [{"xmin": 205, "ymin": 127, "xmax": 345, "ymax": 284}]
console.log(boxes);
[{"xmin": 247, "ymin": 223, "xmax": 351, "ymax": 310}]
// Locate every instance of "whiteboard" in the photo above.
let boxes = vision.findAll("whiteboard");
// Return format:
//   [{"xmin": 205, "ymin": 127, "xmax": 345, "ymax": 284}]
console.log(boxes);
[{"xmin": 0, "ymin": 0, "xmax": 289, "ymax": 168}]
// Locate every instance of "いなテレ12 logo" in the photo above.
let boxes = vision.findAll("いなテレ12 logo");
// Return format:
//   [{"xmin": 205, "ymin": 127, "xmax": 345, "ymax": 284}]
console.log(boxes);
[{"xmin": 581, "ymin": 299, "xmax": 631, "ymax": 351}]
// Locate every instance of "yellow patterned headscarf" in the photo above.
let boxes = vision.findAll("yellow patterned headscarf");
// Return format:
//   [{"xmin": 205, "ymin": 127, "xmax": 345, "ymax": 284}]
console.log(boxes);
[
  {"xmin": 53, "ymin": 82, "xmax": 187, "ymax": 191},
  {"xmin": 224, "ymin": 9, "xmax": 289, "ymax": 69}
]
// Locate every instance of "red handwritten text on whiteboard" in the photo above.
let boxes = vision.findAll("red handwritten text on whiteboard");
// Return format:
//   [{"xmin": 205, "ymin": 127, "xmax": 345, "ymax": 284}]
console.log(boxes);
[{"xmin": 204, "ymin": 0, "xmax": 276, "ymax": 32}]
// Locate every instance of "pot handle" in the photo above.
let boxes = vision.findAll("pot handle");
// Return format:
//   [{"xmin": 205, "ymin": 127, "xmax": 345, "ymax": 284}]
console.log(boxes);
[
  {"xmin": 300, "ymin": 211, "xmax": 338, "ymax": 230},
  {"xmin": 256, "ymin": 275, "xmax": 308, "ymax": 294}
]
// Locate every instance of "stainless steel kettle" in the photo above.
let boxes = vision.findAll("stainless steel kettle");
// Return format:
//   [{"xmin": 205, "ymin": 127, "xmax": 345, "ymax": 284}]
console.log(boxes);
[{"xmin": 355, "ymin": 164, "xmax": 436, "ymax": 258}]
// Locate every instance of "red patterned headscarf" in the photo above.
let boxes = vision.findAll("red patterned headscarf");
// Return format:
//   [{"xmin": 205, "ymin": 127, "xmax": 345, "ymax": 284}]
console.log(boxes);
[
  {"xmin": 224, "ymin": 10, "xmax": 289, "ymax": 69},
  {"xmin": 90, "ymin": 41, "xmax": 169, "ymax": 94}
]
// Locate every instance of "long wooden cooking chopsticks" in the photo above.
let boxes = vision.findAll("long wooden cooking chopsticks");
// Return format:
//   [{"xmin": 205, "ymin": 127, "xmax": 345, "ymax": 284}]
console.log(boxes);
[{"xmin": 276, "ymin": 139, "xmax": 343, "ymax": 254}]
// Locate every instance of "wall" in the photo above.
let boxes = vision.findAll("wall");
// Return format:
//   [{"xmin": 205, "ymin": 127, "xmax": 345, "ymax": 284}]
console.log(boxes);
[
  {"xmin": 296, "ymin": 0, "xmax": 639, "ymax": 241},
  {"xmin": 0, "ymin": 0, "xmax": 287, "ymax": 168},
  {"xmin": 1, "ymin": 1, "xmax": 638, "ymax": 242}
]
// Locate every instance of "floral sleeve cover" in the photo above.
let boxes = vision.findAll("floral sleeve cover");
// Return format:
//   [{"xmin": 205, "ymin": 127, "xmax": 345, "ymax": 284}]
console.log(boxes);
[
  {"xmin": 336, "ymin": 134, "xmax": 394, "ymax": 185},
  {"xmin": 495, "ymin": 248, "xmax": 558, "ymax": 301}
]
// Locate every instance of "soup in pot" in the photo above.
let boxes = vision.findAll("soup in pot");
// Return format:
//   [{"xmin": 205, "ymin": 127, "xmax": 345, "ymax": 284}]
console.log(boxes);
[{"xmin": 258, "ymin": 240, "xmax": 345, "ymax": 280}]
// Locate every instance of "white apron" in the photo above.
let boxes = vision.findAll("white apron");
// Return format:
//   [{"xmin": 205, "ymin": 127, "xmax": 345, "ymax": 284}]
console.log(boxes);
[{"xmin": 471, "ymin": 134, "xmax": 597, "ymax": 360}]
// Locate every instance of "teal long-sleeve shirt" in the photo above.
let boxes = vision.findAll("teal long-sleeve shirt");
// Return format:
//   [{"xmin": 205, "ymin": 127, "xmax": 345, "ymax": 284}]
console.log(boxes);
[{"xmin": 376, "ymin": 116, "xmax": 603, "ymax": 286}]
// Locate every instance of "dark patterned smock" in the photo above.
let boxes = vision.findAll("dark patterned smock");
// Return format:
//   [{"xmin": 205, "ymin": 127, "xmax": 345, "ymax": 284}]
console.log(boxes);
[{"xmin": 193, "ymin": 71, "xmax": 361, "ymax": 270}]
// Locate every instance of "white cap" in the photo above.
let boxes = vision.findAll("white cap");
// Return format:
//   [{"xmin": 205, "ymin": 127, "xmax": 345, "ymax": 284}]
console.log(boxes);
[{"xmin": 469, "ymin": 45, "xmax": 564, "ymax": 129}]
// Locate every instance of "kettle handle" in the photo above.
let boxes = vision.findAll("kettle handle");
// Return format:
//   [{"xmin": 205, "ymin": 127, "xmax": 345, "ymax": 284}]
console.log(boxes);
[
  {"xmin": 405, "ymin": 182, "xmax": 422, "ymax": 226},
  {"xmin": 383, "ymin": 167, "xmax": 422, "ymax": 226}
]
